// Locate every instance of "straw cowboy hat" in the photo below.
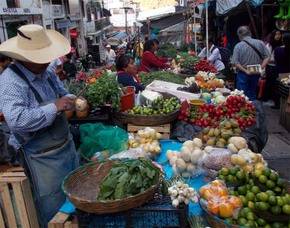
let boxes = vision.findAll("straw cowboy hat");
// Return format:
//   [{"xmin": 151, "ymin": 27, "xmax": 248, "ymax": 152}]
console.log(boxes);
[{"xmin": 0, "ymin": 24, "xmax": 70, "ymax": 64}]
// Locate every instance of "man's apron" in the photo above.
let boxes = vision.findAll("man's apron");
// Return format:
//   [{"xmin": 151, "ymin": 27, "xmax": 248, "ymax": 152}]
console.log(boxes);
[{"xmin": 9, "ymin": 64, "xmax": 79, "ymax": 226}]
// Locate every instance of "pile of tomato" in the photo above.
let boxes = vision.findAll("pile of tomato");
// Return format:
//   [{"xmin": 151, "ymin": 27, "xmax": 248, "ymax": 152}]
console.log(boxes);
[
  {"xmin": 194, "ymin": 60, "xmax": 217, "ymax": 73},
  {"xmin": 178, "ymin": 95, "xmax": 256, "ymax": 129}
]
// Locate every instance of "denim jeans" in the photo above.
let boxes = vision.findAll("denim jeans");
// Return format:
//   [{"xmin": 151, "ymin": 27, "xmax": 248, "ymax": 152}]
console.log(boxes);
[{"xmin": 236, "ymin": 71, "xmax": 260, "ymax": 101}]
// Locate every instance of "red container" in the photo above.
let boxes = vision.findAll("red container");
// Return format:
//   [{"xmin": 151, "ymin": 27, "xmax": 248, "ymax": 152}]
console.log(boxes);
[{"xmin": 120, "ymin": 86, "xmax": 135, "ymax": 112}]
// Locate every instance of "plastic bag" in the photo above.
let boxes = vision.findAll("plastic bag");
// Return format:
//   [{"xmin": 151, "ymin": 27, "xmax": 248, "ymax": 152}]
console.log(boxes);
[
  {"xmin": 241, "ymin": 100, "xmax": 268, "ymax": 153},
  {"xmin": 109, "ymin": 148, "xmax": 149, "ymax": 160},
  {"xmin": 199, "ymin": 180, "xmax": 242, "ymax": 219},
  {"xmin": 201, "ymin": 148, "xmax": 232, "ymax": 179},
  {"xmin": 79, "ymin": 123, "xmax": 128, "ymax": 160}
]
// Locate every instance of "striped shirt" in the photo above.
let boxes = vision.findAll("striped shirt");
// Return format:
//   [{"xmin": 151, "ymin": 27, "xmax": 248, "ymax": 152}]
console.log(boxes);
[
  {"xmin": 232, "ymin": 36, "xmax": 270, "ymax": 66},
  {"xmin": 0, "ymin": 62, "xmax": 68, "ymax": 149}
]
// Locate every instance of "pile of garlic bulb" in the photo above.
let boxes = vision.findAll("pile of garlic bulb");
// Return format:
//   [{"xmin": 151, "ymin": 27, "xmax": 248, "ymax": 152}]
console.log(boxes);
[
  {"xmin": 167, "ymin": 138, "xmax": 213, "ymax": 177},
  {"xmin": 168, "ymin": 181, "xmax": 198, "ymax": 207}
]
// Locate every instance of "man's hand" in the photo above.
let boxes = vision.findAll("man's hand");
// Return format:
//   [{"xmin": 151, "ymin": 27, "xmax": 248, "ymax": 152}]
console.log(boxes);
[{"xmin": 55, "ymin": 97, "xmax": 75, "ymax": 112}]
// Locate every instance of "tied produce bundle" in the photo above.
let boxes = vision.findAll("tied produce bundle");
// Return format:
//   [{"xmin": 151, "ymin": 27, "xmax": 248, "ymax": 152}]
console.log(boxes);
[{"xmin": 98, "ymin": 159, "xmax": 160, "ymax": 200}]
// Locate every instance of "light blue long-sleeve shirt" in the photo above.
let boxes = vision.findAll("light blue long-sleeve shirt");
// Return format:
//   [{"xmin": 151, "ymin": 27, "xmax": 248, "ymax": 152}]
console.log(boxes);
[{"xmin": 0, "ymin": 62, "xmax": 68, "ymax": 149}]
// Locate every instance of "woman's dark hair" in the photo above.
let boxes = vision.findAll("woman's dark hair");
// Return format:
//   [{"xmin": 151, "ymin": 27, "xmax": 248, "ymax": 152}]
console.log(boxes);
[
  {"xmin": 152, "ymin": 39, "xmax": 159, "ymax": 45},
  {"xmin": 269, "ymin": 30, "xmax": 283, "ymax": 50},
  {"xmin": 116, "ymin": 55, "xmax": 133, "ymax": 71},
  {"xmin": 144, "ymin": 40, "xmax": 155, "ymax": 52}
]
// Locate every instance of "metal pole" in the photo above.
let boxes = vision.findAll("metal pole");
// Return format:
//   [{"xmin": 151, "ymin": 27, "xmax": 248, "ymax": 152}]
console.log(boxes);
[
  {"xmin": 194, "ymin": 9, "xmax": 197, "ymax": 53},
  {"xmin": 125, "ymin": 8, "xmax": 128, "ymax": 34},
  {"xmin": 205, "ymin": 0, "xmax": 209, "ymax": 58}
]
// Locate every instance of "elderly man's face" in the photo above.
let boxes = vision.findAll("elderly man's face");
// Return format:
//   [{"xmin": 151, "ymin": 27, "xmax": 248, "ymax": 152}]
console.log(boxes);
[{"xmin": 21, "ymin": 61, "xmax": 49, "ymax": 74}]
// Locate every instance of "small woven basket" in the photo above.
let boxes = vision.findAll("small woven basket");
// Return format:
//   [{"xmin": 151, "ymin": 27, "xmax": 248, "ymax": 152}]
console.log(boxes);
[{"xmin": 62, "ymin": 161, "xmax": 159, "ymax": 214}]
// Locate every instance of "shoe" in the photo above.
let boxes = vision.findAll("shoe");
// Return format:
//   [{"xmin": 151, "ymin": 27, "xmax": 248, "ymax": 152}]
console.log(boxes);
[{"xmin": 271, "ymin": 105, "xmax": 280, "ymax": 109}]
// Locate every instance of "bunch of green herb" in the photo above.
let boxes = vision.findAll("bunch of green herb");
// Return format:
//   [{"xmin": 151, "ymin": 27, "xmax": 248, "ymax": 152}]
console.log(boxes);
[
  {"xmin": 85, "ymin": 72, "xmax": 121, "ymax": 110},
  {"xmin": 98, "ymin": 159, "xmax": 160, "ymax": 200},
  {"xmin": 180, "ymin": 56, "xmax": 199, "ymax": 70},
  {"xmin": 140, "ymin": 71, "xmax": 185, "ymax": 86},
  {"xmin": 157, "ymin": 43, "xmax": 178, "ymax": 59}
]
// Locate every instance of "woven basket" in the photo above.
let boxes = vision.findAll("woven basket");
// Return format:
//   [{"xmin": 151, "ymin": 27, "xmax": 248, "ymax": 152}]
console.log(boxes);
[
  {"xmin": 113, "ymin": 109, "xmax": 179, "ymax": 126},
  {"xmin": 62, "ymin": 161, "xmax": 159, "ymax": 214}
]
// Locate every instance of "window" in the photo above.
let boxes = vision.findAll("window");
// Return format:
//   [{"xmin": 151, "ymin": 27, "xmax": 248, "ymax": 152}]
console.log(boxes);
[
  {"xmin": 112, "ymin": 8, "xmax": 120, "ymax": 15},
  {"xmin": 63, "ymin": 0, "xmax": 70, "ymax": 14},
  {"xmin": 6, "ymin": 0, "xmax": 18, "ymax": 8},
  {"xmin": 51, "ymin": 0, "xmax": 62, "ymax": 4}
]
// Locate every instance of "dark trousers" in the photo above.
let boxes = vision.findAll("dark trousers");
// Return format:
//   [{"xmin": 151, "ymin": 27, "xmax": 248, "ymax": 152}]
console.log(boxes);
[{"xmin": 264, "ymin": 65, "xmax": 280, "ymax": 107}]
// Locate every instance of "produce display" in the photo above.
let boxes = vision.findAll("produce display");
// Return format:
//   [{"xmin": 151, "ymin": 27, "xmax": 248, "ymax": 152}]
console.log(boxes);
[
  {"xmin": 177, "ymin": 83, "xmax": 200, "ymax": 93},
  {"xmin": 194, "ymin": 60, "xmax": 217, "ymax": 73},
  {"xmin": 222, "ymin": 166, "xmax": 290, "ymax": 227},
  {"xmin": 128, "ymin": 127, "xmax": 162, "ymax": 156},
  {"xmin": 201, "ymin": 119, "xmax": 242, "ymax": 148},
  {"xmin": 85, "ymin": 72, "xmax": 120, "ymax": 109},
  {"xmin": 168, "ymin": 181, "xmax": 198, "ymax": 207},
  {"xmin": 157, "ymin": 43, "xmax": 178, "ymax": 58},
  {"xmin": 199, "ymin": 180, "xmax": 242, "ymax": 218},
  {"xmin": 180, "ymin": 56, "xmax": 200, "ymax": 70},
  {"xmin": 179, "ymin": 94, "xmax": 256, "ymax": 130},
  {"xmin": 185, "ymin": 71, "xmax": 224, "ymax": 90},
  {"xmin": 166, "ymin": 138, "xmax": 210, "ymax": 178},
  {"xmin": 127, "ymin": 97, "xmax": 180, "ymax": 115},
  {"xmin": 98, "ymin": 159, "xmax": 160, "ymax": 200},
  {"xmin": 140, "ymin": 71, "xmax": 185, "ymax": 86}
]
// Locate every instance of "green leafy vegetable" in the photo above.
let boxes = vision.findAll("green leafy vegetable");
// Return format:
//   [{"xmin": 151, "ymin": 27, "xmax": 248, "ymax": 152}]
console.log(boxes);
[
  {"xmin": 140, "ymin": 71, "xmax": 185, "ymax": 86},
  {"xmin": 85, "ymin": 72, "xmax": 121, "ymax": 109},
  {"xmin": 98, "ymin": 159, "xmax": 160, "ymax": 200},
  {"xmin": 157, "ymin": 43, "xmax": 178, "ymax": 58}
]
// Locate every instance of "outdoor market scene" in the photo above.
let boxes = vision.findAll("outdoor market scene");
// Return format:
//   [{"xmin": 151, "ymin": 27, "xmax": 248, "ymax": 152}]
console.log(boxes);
[{"xmin": 0, "ymin": 0, "xmax": 290, "ymax": 227}]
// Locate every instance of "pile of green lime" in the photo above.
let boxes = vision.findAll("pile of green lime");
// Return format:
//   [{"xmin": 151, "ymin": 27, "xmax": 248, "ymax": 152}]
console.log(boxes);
[
  {"xmin": 218, "ymin": 167, "xmax": 248, "ymax": 185},
  {"xmin": 225, "ymin": 167, "xmax": 290, "ymax": 227}
]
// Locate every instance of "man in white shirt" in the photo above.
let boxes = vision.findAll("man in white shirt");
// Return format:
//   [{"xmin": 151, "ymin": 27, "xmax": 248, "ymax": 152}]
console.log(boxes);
[
  {"xmin": 198, "ymin": 39, "xmax": 225, "ymax": 72},
  {"xmin": 105, "ymin": 44, "xmax": 116, "ymax": 67}
]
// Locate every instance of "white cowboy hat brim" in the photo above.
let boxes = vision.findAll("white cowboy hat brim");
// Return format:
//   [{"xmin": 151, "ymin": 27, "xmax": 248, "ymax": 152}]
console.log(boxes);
[{"xmin": 0, "ymin": 30, "xmax": 70, "ymax": 64}]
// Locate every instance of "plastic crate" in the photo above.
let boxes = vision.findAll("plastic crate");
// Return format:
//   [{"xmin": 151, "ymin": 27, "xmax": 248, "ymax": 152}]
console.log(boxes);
[{"xmin": 76, "ymin": 195, "xmax": 188, "ymax": 228}]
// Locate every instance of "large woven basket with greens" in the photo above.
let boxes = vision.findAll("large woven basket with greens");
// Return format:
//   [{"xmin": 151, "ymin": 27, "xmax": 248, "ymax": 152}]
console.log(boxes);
[{"xmin": 62, "ymin": 159, "xmax": 160, "ymax": 214}]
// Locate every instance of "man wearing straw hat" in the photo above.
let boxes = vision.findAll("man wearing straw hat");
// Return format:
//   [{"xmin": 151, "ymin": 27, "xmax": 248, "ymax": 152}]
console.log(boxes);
[{"xmin": 0, "ymin": 24, "xmax": 79, "ymax": 226}]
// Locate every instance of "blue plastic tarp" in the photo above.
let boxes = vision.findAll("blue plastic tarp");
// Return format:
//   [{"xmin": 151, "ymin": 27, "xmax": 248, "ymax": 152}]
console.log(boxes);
[{"xmin": 215, "ymin": 0, "xmax": 264, "ymax": 15}]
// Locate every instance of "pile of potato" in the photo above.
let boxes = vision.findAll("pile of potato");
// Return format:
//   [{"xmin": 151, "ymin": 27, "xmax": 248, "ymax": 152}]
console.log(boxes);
[{"xmin": 128, "ymin": 127, "xmax": 162, "ymax": 156}]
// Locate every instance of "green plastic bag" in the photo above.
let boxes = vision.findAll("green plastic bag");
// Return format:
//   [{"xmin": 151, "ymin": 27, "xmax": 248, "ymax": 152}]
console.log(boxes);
[{"xmin": 79, "ymin": 123, "xmax": 128, "ymax": 160}]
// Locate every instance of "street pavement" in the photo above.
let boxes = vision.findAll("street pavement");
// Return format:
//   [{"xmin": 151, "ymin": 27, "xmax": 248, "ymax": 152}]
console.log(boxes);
[{"xmin": 262, "ymin": 103, "xmax": 290, "ymax": 180}]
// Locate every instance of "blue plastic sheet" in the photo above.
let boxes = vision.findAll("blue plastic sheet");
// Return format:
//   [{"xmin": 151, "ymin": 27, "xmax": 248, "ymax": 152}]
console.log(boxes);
[{"xmin": 60, "ymin": 140, "xmax": 208, "ymax": 216}]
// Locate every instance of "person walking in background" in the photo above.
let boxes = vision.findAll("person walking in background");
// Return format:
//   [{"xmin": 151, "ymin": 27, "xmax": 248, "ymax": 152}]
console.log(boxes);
[
  {"xmin": 198, "ymin": 38, "xmax": 225, "ymax": 72},
  {"xmin": 104, "ymin": 44, "xmax": 116, "ymax": 68},
  {"xmin": 63, "ymin": 53, "xmax": 77, "ymax": 80},
  {"xmin": 232, "ymin": 26, "xmax": 270, "ymax": 101},
  {"xmin": 275, "ymin": 33, "xmax": 290, "ymax": 74},
  {"xmin": 264, "ymin": 30, "xmax": 283, "ymax": 108}
]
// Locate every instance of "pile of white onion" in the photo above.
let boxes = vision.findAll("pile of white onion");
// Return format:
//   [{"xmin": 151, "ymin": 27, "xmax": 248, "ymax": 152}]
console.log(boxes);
[
  {"xmin": 168, "ymin": 181, "xmax": 198, "ymax": 207},
  {"xmin": 166, "ymin": 138, "xmax": 213, "ymax": 177}
]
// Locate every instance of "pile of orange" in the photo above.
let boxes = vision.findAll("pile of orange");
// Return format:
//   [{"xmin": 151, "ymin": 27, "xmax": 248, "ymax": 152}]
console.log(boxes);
[{"xmin": 199, "ymin": 180, "xmax": 242, "ymax": 218}]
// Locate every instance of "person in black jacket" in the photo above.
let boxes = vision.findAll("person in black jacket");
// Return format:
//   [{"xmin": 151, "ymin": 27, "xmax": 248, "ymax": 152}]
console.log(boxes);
[
  {"xmin": 116, "ymin": 55, "xmax": 144, "ymax": 93},
  {"xmin": 63, "ymin": 53, "xmax": 77, "ymax": 79}
]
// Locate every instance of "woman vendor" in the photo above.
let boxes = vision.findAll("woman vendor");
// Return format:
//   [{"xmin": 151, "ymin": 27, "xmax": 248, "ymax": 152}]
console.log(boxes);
[
  {"xmin": 139, "ymin": 39, "xmax": 169, "ymax": 72},
  {"xmin": 116, "ymin": 55, "xmax": 144, "ymax": 93}
]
